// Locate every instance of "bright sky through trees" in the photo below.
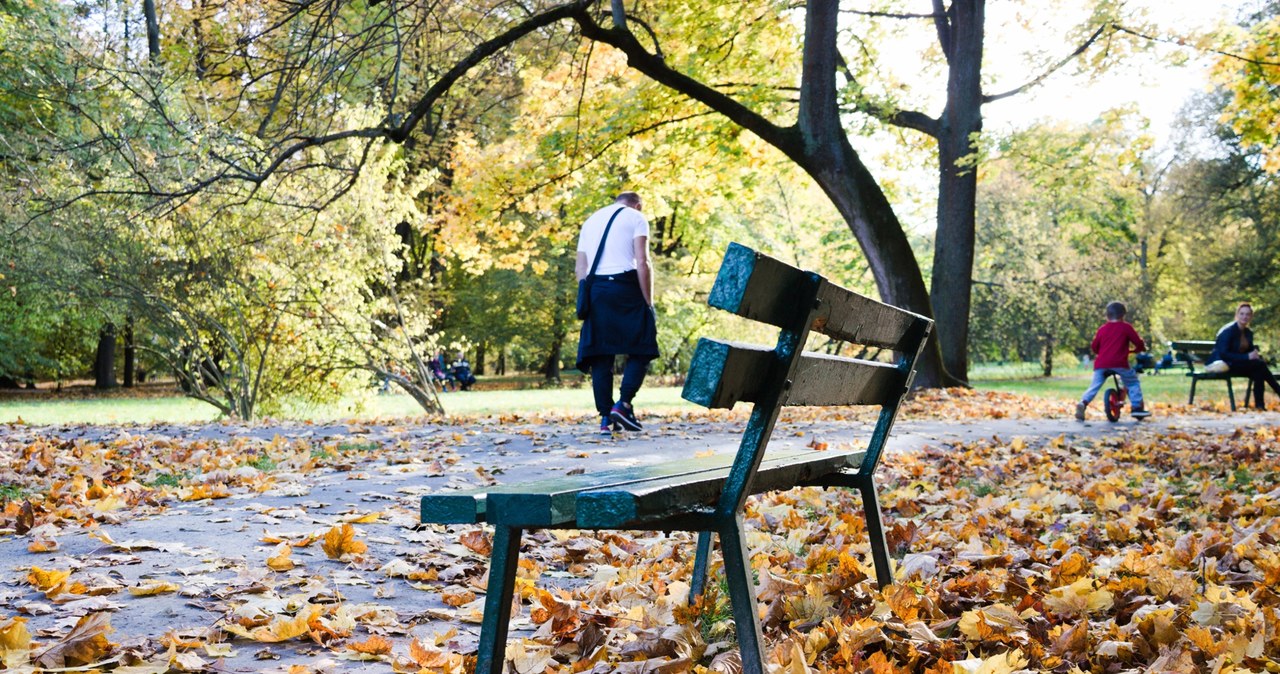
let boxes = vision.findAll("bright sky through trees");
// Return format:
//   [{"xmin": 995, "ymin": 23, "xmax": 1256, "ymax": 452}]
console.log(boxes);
[{"xmin": 982, "ymin": 0, "xmax": 1246, "ymax": 143}]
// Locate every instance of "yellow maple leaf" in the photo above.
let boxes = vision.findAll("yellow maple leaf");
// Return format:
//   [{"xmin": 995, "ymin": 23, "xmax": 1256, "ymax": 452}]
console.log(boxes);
[
  {"xmin": 441, "ymin": 587, "xmax": 476, "ymax": 607},
  {"xmin": 267, "ymin": 543, "xmax": 296, "ymax": 571},
  {"xmin": 0, "ymin": 616, "xmax": 32, "ymax": 667},
  {"xmin": 1043, "ymin": 577, "xmax": 1113, "ymax": 617},
  {"xmin": 346, "ymin": 635, "xmax": 393, "ymax": 656},
  {"xmin": 27, "ymin": 566, "xmax": 70, "ymax": 596},
  {"xmin": 321, "ymin": 524, "xmax": 367, "ymax": 560},
  {"xmin": 27, "ymin": 537, "xmax": 59, "ymax": 553},
  {"xmin": 33, "ymin": 611, "xmax": 115, "ymax": 668},
  {"xmin": 1096, "ymin": 491, "xmax": 1127, "ymax": 512},
  {"xmin": 128, "ymin": 581, "xmax": 180, "ymax": 596},
  {"xmin": 222, "ymin": 606, "xmax": 319, "ymax": 643},
  {"xmin": 957, "ymin": 604, "xmax": 1024, "ymax": 641},
  {"xmin": 951, "ymin": 649, "xmax": 1029, "ymax": 674}
]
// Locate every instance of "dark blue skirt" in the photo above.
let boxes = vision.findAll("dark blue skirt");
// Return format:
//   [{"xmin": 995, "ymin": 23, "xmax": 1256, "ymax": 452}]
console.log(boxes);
[{"xmin": 576, "ymin": 270, "xmax": 659, "ymax": 370}]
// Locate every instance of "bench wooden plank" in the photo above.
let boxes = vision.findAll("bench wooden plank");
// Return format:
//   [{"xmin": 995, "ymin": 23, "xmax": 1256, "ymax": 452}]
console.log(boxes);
[
  {"xmin": 683, "ymin": 339, "xmax": 909, "ymax": 410},
  {"xmin": 577, "ymin": 448, "xmax": 866, "ymax": 528},
  {"xmin": 812, "ymin": 282, "xmax": 932, "ymax": 352},
  {"xmin": 707, "ymin": 243, "xmax": 930, "ymax": 352}
]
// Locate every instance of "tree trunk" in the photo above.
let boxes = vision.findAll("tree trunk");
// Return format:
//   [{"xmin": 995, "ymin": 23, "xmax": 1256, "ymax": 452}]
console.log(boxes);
[
  {"xmin": 930, "ymin": 0, "xmax": 984, "ymax": 386},
  {"xmin": 94, "ymin": 323, "xmax": 118, "ymax": 389},
  {"xmin": 143, "ymin": 0, "xmax": 161, "ymax": 62},
  {"xmin": 475, "ymin": 342, "xmax": 487, "ymax": 376},
  {"xmin": 543, "ymin": 332, "xmax": 564, "ymax": 382},
  {"xmin": 1042, "ymin": 333, "xmax": 1054, "ymax": 377},
  {"xmin": 498, "ymin": 348, "xmax": 506, "ymax": 376},
  {"xmin": 123, "ymin": 316, "xmax": 136, "ymax": 388}
]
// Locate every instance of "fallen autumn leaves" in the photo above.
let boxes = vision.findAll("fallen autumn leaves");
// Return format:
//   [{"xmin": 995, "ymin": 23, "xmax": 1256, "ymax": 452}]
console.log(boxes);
[{"xmin": 0, "ymin": 389, "xmax": 1276, "ymax": 673}]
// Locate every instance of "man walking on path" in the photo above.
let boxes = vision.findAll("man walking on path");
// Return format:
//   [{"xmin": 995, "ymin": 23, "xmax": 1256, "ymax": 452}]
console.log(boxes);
[{"xmin": 575, "ymin": 192, "xmax": 658, "ymax": 434}]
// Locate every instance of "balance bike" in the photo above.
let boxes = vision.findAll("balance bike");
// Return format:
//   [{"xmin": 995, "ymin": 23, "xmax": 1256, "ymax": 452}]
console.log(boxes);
[{"xmin": 1103, "ymin": 370, "xmax": 1126, "ymax": 422}]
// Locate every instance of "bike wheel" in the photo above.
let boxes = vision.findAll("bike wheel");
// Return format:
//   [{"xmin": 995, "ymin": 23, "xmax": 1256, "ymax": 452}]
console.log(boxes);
[{"xmin": 1104, "ymin": 388, "xmax": 1121, "ymax": 422}]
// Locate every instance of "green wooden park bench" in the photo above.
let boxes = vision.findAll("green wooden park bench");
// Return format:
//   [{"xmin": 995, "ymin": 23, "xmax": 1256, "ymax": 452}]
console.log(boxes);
[
  {"xmin": 1170, "ymin": 339, "xmax": 1254, "ymax": 410},
  {"xmin": 420, "ymin": 243, "xmax": 932, "ymax": 674}
]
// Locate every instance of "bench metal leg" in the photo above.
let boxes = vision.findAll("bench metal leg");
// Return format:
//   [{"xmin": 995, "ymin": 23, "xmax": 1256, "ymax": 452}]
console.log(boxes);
[
  {"xmin": 1188, "ymin": 378, "xmax": 1197, "ymax": 405},
  {"xmin": 475, "ymin": 526, "xmax": 523, "ymax": 674},
  {"xmin": 690, "ymin": 530, "xmax": 715, "ymax": 604},
  {"xmin": 1227, "ymin": 380, "xmax": 1236, "ymax": 411},
  {"xmin": 858, "ymin": 478, "xmax": 894, "ymax": 588},
  {"xmin": 719, "ymin": 514, "xmax": 767, "ymax": 674},
  {"xmin": 1245, "ymin": 379, "xmax": 1254, "ymax": 408}
]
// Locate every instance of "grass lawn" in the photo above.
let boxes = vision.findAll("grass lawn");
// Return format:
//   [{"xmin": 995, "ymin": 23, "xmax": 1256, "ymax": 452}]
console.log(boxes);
[
  {"xmin": 974, "ymin": 365, "xmax": 1228, "ymax": 407},
  {"xmin": 0, "ymin": 379, "xmax": 700, "ymax": 425},
  {"xmin": 0, "ymin": 365, "xmax": 1236, "ymax": 425}
]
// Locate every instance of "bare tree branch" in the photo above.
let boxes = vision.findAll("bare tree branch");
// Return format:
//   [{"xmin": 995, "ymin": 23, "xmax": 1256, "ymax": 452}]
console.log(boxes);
[
  {"xmin": 1112, "ymin": 23, "xmax": 1280, "ymax": 68},
  {"xmin": 840, "ymin": 9, "xmax": 940, "ymax": 20}
]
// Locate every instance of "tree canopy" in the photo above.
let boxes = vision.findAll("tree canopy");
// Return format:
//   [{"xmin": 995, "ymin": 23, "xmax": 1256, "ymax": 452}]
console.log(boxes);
[{"xmin": 0, "ymin": 0, "xmax": 1272, "ymax": 416}]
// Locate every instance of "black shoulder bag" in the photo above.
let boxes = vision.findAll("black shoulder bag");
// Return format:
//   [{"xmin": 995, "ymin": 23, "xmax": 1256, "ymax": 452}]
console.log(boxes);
[{"xmin": 576, "ymin": 207, "xmax": 626, "ymax": 320}]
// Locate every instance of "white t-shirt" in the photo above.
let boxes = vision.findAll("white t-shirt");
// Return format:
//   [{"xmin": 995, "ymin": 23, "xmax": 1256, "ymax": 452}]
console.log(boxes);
[{"xmin": 576, "ymin": 204, "xmax": 650, "ymax": 275}]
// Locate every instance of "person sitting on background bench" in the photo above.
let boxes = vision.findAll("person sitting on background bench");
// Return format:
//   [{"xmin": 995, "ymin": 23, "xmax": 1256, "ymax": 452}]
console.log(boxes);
[
  {"xmin": 1210, "ymin": 302, "xmax": 1280, "ymax": 409},
  {"xmin": 450, "ymin": 351, "xmax": 477, "ymax": 391},
  {"xmin": 1076, "ymin": 301, "xmax": 1151, "ymax": 420}
]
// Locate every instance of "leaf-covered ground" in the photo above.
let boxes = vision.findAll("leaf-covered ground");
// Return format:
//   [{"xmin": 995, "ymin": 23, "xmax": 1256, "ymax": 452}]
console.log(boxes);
[{"xmin": 0, "ymin": 389, "xmax": 1276, "ymax": 673}]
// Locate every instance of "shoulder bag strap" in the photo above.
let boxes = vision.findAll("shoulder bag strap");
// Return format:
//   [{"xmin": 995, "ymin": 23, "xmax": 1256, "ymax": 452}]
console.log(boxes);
[{"xmin": 586, "ymin": 206, "xmax": 627, "ymax": 279}]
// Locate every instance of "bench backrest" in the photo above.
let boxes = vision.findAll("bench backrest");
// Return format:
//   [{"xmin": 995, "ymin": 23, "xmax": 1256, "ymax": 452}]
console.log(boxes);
[
  {"xmin": 1170, "ymin": 340, "xmax": 1216, "ymax": 373},
  {"xmin": 682, "ymin": 243, "xmax": 932, "ymax": 517}
]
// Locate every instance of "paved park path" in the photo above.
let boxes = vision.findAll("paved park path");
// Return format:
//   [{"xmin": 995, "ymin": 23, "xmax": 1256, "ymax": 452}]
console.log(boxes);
[{"xmin": 2, "ymin": 410, "xmax": 1277, "ymax": 672}]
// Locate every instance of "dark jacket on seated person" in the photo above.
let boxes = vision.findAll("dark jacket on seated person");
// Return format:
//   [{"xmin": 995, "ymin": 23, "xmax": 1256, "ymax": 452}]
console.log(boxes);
[{"xmin": 1211, "ymin": 321, "xmax": 1255, "ymax": 364}]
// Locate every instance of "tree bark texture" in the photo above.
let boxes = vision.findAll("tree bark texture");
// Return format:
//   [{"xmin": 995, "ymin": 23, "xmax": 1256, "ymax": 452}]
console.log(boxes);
[{"xmin": 930, "ymin": 0, "xmax": 984, "ymax": 385}]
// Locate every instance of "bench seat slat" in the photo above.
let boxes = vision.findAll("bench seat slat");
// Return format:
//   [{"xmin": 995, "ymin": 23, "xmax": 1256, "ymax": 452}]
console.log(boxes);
[
  {"xmin": 682, "ymin": 338, "xmax": 906, "ymax": 409},
  {"xmin": 421, "ymin": 453, "xmax": 742, "ymax": 525},
  {"xmin": 422, "ymin": 450, "xmax": 837, "ymax": 528},
  {"xmin": 576, "ymin": 449, "xmax": 866, "ymax": 529}
]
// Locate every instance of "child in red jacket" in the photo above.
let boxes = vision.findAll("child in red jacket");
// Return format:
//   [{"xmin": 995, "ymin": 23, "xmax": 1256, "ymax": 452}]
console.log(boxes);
[{"xmin": 1076, "ymin": 301, "xmax": 1151, "ymax": 420}]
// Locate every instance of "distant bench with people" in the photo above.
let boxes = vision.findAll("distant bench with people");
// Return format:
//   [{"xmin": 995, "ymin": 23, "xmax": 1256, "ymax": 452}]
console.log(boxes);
[
  {"xmin": 1173, "ymin": 302, "xmax": 1280, "ymax": 411},
  {"xmin": 1169, "ymin": 340, "xmax": 1253, "ymax": 410}
]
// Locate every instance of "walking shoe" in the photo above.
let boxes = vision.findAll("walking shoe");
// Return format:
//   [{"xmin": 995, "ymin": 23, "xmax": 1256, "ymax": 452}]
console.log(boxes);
[
  {"xmin": 1131, "ymin": 405, "xmax": 1152, "ymax": 419},
  {"xmin": 1074, "ymin": 402, "xmax": 1086, "ymax": 421},
  {"xmin": 610, "ymin": 402, "xmax": 643, "ymax": 431},
  {"xmin": 599, "ymin": 417, "xmax": 616, "ymax": 436}
]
